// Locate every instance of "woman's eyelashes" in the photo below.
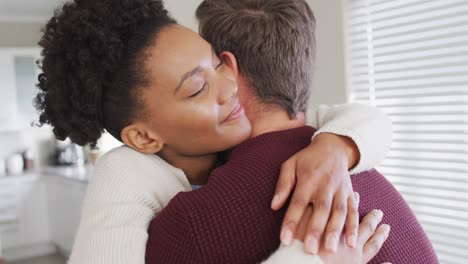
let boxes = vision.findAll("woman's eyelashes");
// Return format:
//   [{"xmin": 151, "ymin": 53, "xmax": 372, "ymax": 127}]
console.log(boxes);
[
  {"xmin": 189, "ymin": 84, "xmax": 207, "ymax": 98},
  {"xmin": 188, "ymin": 59, "xmax": 224, "ymax": 99}
]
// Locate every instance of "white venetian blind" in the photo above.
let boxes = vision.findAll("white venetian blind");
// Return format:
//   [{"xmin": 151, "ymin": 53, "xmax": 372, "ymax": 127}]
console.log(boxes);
[{"xmin": 342, "ymin": 0, "xmax": 468, "ymax": 263}]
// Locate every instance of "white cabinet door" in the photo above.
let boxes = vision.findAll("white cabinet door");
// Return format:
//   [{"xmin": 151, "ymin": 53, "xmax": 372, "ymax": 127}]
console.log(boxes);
[
  {"xmin": 0, "ymin": 179, "xmax": 19, "ymax": 233},
  {"xmin": 47, "ymin": 177, "xmax": 87, "ymax": 256},
  {"xmin": 1, "ymin": 176, "xmax": 50, "ymax": 250}
]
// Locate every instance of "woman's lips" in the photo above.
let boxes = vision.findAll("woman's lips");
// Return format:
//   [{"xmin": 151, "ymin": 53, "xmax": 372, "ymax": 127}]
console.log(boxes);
[{"xmin": 222, "ymin": 103, "xmax": 244, "ymax": 124}]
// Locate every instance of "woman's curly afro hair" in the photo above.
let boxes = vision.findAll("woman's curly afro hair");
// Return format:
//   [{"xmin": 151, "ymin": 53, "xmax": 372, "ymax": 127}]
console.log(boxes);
[{"xmin": 35, "ymin": 0, "xmax": 176, "ymax": 148}]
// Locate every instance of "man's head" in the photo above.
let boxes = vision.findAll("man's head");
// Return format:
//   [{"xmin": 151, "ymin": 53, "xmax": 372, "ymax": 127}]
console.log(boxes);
[{"xmin": 196, "ymin": 0, "xmax": 316, "ymax": 119}]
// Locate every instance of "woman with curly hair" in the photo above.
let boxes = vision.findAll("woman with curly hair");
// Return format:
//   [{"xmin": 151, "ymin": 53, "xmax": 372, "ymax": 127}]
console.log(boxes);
[{"xmin": 35, "ymin": 0, "xmax": 392, "ymax": 263}]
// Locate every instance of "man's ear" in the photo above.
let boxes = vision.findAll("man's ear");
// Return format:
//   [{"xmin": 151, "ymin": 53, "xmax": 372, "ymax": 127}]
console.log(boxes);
[
  {"xmin": 120, "ymin": 123, "xmax": 164, "ymax": 154},
  {"xmin": 220, "ymin": 51, "xmax": 239, "ymax": 76},
  {"xmin": 220, "ymin": 51, "xmax": 252, "ymax": 105}
]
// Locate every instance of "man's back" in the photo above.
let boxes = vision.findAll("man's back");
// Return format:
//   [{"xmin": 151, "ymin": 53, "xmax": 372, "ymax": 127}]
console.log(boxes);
[
  {"xmin": 351, "ymin": 170, "xmax": 438, "ymax": 263},
  {"xmin": 146, "ymin": 126, "xmax": 316, "ymax": 263},
  {"xmin": 145, "ymin": 126, "xmax": 438, "ymax": 263}
]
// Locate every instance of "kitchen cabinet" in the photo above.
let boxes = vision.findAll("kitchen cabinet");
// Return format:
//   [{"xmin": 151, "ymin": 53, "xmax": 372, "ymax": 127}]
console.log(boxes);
[
  {"xmin": 0, "ymin": 48, "xmax": 41, "ymax": 131},
  {"xmin": 0, "ymin": 175, "xmax": 51, "ymax": 259},
  {"xmin": 0, "ymin": 173, "xmax": 88, "ymax": 261},
  {"xmin": 0, "ymin": 178, "xmax": 18, "ymax": 233},
  {"xmin": 46, "ymin": 175, "xmax": 87, "ymax": 256}
]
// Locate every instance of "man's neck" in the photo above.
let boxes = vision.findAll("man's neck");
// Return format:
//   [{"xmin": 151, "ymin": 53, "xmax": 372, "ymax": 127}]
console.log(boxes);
[
  {"xmin": 238, "ymin": 80, "xmax": 306, "ymax": 138},
  {"xmin": 246, "ymin": 104, "xmax": 306, "ymax": 138},
  {"xmin": 158, "ymin": 150, "xmax": 218, "ymax": 185}
]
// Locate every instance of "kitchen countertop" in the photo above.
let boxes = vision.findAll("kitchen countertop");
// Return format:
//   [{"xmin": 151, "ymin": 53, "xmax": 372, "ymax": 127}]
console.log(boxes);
[
  {"xmin": 0, "ymin": 166, "xmax": 93, "ymax": 184},
  {"xmin": 42, "ymin": 165, "xmax": 93, "ymax": 184},
  {"xmin": 0, "ymin": 171, "xmax": 41, "ymax": 182}
]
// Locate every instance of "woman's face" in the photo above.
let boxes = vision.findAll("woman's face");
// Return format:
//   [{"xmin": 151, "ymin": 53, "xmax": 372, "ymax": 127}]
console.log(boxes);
[{"xmin": 140, "ymin": 25, "xmax": 251, "ymax": 156}]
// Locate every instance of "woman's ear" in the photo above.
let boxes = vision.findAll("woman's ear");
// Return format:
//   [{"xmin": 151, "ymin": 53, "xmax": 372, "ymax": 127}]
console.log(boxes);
[
  {"xmin": 120, "ymin": 124, "xmax": 164, "ymax": 154},
  {"xmin": 220, "ymin": 51, "xmax": 239, "ymax": 77}
]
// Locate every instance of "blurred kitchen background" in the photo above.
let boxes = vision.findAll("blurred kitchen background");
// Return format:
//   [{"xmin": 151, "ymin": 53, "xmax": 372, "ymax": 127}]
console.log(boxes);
[{"xmin": 0, "ymin": 0, "xmax": 466, "ymax": 264}]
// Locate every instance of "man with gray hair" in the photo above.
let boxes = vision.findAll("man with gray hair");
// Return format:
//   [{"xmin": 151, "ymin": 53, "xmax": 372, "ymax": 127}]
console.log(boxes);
[
  {"xmin": 196, "ymin": 0, "xmax": 316, "ymax": 119},
  {"xmin": 145, "ymin": 0, "xmax": 437, "ymax": 263}
]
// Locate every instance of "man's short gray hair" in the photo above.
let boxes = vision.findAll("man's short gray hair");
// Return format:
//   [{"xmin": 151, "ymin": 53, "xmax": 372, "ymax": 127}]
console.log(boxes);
[{"xmin": 196, "ymin": 0, "xmax": 316, "ymax": 117}]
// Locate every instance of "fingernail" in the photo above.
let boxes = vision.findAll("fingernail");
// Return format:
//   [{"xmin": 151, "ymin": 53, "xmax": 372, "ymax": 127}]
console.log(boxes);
[
  {"xmin": 383, "ymin": 224, "xmax": 391, "ymax": 239},
  {"xmin": 375, "ymin": 209, "xmax": 384, "ymax": 219},
  {"xmin": 281, "ymin": 229, "xmax": 293, "ymax": 246},
  {"xmin": 348, "ymin": 233, "xmax": 357, "ymax": 248},
  {"xmin": 305, "ymin": 236, "xmax": 318, "ymax": 254},
  {"xmin": 326, "ymin": 235, "xmax": 338, "ymax": 252},
  {"xmin": 271, "ymin": 194, "xmax": 280, "ymax": 208}
]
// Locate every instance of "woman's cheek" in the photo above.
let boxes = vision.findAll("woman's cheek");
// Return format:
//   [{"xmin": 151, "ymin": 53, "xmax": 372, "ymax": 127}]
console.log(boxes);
[{"xmin": 195, "ymin": 113, "xmax": 217, "ymax": 132}]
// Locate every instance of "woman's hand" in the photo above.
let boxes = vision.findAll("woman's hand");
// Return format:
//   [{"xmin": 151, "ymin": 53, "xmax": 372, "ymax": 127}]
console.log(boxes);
[
  {"xmin": 272, "ymin": 132, "xmax": 360, "ymax": 254},
  {"xmin": 295, "ymin": 200, "xmax": 391, "ymax": 264}
]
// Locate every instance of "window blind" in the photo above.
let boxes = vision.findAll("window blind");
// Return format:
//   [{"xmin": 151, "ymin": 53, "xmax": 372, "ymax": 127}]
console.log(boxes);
[{"xmin": 342, "ymin": 1, "xmax": 468, "ymax": 263}]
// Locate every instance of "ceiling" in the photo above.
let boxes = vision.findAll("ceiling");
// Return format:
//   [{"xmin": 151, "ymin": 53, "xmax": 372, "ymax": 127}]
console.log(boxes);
[{"xmin": 0, "ymin": 0, "xmax": 66, "ymax": 22}]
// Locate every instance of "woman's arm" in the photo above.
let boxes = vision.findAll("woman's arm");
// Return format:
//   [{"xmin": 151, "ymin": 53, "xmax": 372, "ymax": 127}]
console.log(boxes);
[
  {"xmin": 308, "ymin": 103, "xmax": 393, "ymax": 173},
  {"xmin": 68, "ymin": 146, "xmax": 191, "ymax": 264},
  {"xmin": 272, "ymin": 103, "xmax": 393, "ymax": 253}
]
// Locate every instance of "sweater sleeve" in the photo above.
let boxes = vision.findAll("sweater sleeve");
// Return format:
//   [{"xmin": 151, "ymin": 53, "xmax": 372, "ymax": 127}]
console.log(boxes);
[
  {"xmin": 307, "ymin": 103, "xmax": 393, "ymax": 174},
  {"xmin": 262, "ymin": 241, "xmax": 324, "ymax": 264},
  {"xmin": 68, "ymin": 146, "xmax": 191, "ymax": 264}
]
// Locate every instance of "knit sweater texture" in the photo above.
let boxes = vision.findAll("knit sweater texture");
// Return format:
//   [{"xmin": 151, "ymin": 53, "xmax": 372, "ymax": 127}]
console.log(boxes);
[
  {"xmin": 145, "ymin": 127, "xmax": 317, "ymax": 263},
  {"xmin": 68, "ymin": 103, "xmax": 393, "ymax": 264},
  {"xmin": 145, "ymin": 126, "xmax": 438, "ymax": 264},
  {"xmin": 352, "ymin": 170, "xmax": 438, "ymax": 263}
]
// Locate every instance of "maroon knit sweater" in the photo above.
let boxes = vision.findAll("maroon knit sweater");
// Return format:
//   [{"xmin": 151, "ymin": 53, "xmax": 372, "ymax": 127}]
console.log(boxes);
[{"xmin": 145, "ymin": 126, "xmax": 438, "ymax": 264}]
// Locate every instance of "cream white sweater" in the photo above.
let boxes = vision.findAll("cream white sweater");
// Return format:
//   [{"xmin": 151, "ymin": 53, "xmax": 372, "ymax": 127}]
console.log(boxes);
[{"xmin": 68, "ymin": 103, "xmax": 392, "ymax": 264}]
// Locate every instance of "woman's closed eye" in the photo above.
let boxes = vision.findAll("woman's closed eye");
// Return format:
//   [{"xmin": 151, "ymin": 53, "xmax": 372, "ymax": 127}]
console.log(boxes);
[
  {"xmin": 189, "ymin": 84, "xmax": 207, "ymax": 98},
  {"xmin": 189, "ymin": 59, "xmax": 225, "ymax": 98}
]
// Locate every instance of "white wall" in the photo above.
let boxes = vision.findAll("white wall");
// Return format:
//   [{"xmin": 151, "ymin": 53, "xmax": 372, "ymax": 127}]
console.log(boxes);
[
  {"xmin": 0, "ymin": 21, "xmax": 52, "ymax": 165},
  {"xmin": 164, "ymin": 0, "xmax": 202, "ymax": 31},
  {"xmin": 0, "ymin": 22, "xmax": 43, "ymax": 47},
  {"xmin": 0, "ymin": 0, "xmax": 348, "ymax": 162},
  {"xmin": 1, "ymin": 1, "xmax": 348, "ymax": 105},
  {"xmin": 165, "ymin": 0, "xmax": 348, "ymax": 109},
  {"xmin": 306, "ymin": 0, "xmax": 347, "ymax": 107}
]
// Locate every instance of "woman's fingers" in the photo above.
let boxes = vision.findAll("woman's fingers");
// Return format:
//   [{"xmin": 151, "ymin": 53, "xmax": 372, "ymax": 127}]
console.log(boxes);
[
  {"xmin": 280, "ymin": 179, "xmax": 316, "ymax": 246},
  {"xmin": 294, "ymin": 205, "xmax": 314, "ymax": 242},
  {"xmin": 272, "ymin": 160, "xmax": 297, "ymax": 211},
  {"xmin": 357, "ymin": 209, "xmax": 384, "ymax": 245},
  {"xmin": 363, "ymin": 224, "xmax": 391, "ymax": 263},
  {"xmin": 321, "ymin": 190, "xmax": 348, "ymax": 252},
  {"xmin": 345, "ymin": 192, "xmax": 360, "ymax": 248},
  {"xmin": 303, "ymin": 189, "xmax": 333, "ymax": 254},
  {"xmin": 275, "ymin": 136, "xmax": 357, "ymax": 254}
]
